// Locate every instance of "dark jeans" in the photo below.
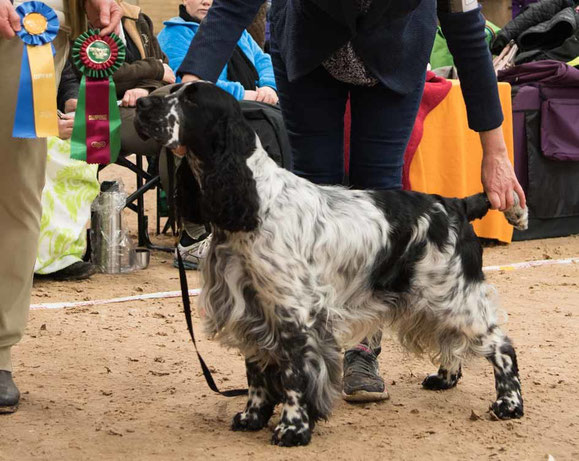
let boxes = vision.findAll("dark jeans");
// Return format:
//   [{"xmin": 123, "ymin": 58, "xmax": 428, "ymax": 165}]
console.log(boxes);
[{"xmin": 270, "ymin": 50, "xmax": 425, "ymax": 190}]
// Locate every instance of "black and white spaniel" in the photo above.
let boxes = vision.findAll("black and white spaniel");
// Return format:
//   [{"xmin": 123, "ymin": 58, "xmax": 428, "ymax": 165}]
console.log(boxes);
[{"xmin": 135, "ymin": 82, "xmax": 526, "ymax": 447}]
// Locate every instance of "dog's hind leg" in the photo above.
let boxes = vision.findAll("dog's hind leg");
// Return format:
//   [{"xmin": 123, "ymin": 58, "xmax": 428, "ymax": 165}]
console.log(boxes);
[
  {"xmin": 232, "ymin": 359, "xmax": 282, "ymax": 432},
  {"xmin": 479, "ymin": 326, "xmax": 524, "ymax": 419},
  {"xmin": 422, "ymin": 363, "xmax": 462, "ymax": 390},
  {"xmin": 271, "ymin": 325, "xmax": 342, "ymax": 447}
]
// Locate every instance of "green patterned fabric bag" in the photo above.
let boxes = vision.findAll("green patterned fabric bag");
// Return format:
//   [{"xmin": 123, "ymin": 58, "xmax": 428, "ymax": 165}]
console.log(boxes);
[{"xmin": 34, "ymin": 137, "xmax": 99, "ymax": 274}]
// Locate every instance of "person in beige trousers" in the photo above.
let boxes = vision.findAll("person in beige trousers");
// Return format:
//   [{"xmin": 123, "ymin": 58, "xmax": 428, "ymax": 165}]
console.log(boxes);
[{"xmin": 0, "ymin": 0, "xmax": 122, "ymax": 414}]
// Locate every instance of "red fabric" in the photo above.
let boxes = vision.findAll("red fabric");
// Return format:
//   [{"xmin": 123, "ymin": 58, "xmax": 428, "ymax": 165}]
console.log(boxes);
[
  {"xmin": 402, "ymin": 71, "xmax": 452, "ymax": 190},
  {"xmin": 343, "ymin": 72, "xmax": 451, "ymax": 183}
]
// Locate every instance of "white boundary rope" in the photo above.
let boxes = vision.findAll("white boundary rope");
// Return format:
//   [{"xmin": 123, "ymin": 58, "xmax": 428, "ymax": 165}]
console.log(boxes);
[
  {"xmin": 30, "ymin": 257, "xmax": 578, "ymax": 311},
  {"xmin": 31, "ymin": 289, "xmax": 201, "ymax": 310},
  {"xmin": 482, "ymin": 257, "xmax": 578, "ymax": 273}
]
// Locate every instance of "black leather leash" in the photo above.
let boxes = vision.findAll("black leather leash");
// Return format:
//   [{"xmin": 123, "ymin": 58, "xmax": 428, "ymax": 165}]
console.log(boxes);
[{"xmin": 176, "ymin": 250, "xmax": 248, "ymax": 397}]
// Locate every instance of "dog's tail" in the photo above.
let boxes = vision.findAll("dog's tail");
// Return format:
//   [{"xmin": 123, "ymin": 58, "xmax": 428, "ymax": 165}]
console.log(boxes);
[{"xmin": 462, "ymin": 192, "xmax": 528, "ymax": 231}]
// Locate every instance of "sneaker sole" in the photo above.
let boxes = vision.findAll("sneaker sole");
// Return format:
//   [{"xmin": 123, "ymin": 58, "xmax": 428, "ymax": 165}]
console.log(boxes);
[{"xmin": 342, "ymin": 390, "xmax": 390, "ymax": 402}]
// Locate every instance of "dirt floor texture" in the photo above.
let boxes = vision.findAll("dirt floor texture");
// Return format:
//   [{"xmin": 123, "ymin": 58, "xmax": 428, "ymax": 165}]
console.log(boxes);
[{"xmin": 1, "ymin": 163, "xmax": 578, "ymax": 461}]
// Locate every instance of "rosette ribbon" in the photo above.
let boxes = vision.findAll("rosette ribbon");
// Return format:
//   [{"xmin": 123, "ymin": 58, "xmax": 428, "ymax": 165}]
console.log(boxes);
[
  {"xmin": 13, "ymin": 1, "xmax": 60, "ymax": 138},
  {"xmin": 71, "ymin": 29, "xmax": 125, "ymax": 164}
]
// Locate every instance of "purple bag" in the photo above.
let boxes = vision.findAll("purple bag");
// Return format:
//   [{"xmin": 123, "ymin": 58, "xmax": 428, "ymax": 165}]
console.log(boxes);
[
  {"xmin": 500, "ymin": 60, "xmax": 579, "ymax": 162},
  {"xmin": 499, "ymin": 60, "xmax": 579, "ymax": 86},
  {"xmin": 541, "ymin": 90, "xmax": 579, "ymax": 161}
]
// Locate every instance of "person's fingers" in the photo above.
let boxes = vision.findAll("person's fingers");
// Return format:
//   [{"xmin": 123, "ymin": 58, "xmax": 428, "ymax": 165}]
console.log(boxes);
[
  {"xmin": 130, "ymin": 93, "xmax": 137, "ymax": 107},
  {"xmin": 99, "ymin": 3, "xmax": 122, "ymax": 35},
  {"xmin": 504, "ymin": 187, "xmax": 514, "ymax": 211},
  {"xmin": 9, "ymin": 7, "xmax": 20, "ymax": 32},
  {"xmin": 121, "ymin": 93, "xmax": 130, "ymax": 107},
  {"xmin": 514, "ymin": 182, "xmax": 526, "ymax": 209},
  {"xmin": 498, "ymin": 192, "xmax": 507, "ymax": 211},
  {"xmin": 97, "ymin": 3, "xmax": 110, "ymax": 30},
  {"xmin": 486, "ymin": 191, "xmax": 500, "ymax": 210},
  {"xmin": 260, "ymin": 90, "xmax": 270, "ymax": 103}
]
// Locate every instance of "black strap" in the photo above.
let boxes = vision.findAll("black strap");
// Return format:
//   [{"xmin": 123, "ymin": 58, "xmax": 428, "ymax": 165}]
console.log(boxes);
[
  {"xmin": 177, "ymin": 250, "xmax": 248, "ymax": 397},
  {"xmin": 165, "ymin": 149, "xmax": 177, "ymax": 235}
]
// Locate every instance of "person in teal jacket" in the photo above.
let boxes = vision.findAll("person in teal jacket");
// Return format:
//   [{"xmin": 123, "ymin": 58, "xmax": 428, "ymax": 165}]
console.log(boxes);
[{"xmin": 158, "ymin": 0, "xmax": 278, "ymax": 104}]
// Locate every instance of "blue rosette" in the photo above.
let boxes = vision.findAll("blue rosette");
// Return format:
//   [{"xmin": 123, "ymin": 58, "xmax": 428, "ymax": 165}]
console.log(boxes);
[
  {"xmin": 16, "ymin": 1, "xmax": 59, "ymax": 45},
  {"xmin": 13, "ymin": 1, "xmax": 60, "ymax": 138}
]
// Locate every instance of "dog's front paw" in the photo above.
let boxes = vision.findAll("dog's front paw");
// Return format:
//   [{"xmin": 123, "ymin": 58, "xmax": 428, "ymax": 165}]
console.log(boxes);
[
  {"xmin": 490, "ymin": 396, "xmax": 524, "ymax": 420},
  {"xmin": 231, "ymin": 410, "xmax": 269, "ymax": 432},
  {"xmin": 271, "ymin": 422, "xmax": 312, "ymax": 447}
]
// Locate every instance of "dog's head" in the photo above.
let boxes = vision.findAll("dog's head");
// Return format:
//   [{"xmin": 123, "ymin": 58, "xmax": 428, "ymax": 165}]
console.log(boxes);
[{"xmin": 135, "ymin": 82, "xmax": 260, "ymax": 233}]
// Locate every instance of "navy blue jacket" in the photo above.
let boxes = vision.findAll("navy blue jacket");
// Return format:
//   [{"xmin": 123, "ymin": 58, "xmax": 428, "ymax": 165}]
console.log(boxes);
[{"xmin": 178, "ymin": 0, "xmax": 503, "ymax": 132}]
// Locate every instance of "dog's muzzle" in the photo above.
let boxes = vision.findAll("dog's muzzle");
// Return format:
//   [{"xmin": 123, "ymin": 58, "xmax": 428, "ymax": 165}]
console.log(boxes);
[{"xmin": 134, "ymin": 96, "xmax": 177, "ymax": 147}]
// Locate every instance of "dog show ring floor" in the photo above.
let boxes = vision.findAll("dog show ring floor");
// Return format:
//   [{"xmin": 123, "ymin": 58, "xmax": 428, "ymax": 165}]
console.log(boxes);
[{"xmin": 1, "ymin": 163, "xmax": 578, "ymax": 461}]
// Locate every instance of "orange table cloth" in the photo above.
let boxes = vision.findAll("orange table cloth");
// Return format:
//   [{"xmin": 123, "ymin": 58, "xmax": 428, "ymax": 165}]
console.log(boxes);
[{"xmin": 409, "ymin": 81, "xmax": 515, "ymax": 243}]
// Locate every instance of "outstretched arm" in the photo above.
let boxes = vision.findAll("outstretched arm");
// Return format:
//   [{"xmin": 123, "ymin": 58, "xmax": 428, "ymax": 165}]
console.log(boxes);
[
  {"xmin": 440, "ymin": 6, "xmax": 526, "ymax": 210},
  {"xmin": 179, "ymin": 0, "xmax": 265, "ymax": 82}
]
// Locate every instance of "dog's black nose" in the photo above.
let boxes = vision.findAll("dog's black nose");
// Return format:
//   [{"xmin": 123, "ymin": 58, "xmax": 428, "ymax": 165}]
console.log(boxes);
[{"xmin": 136, "ymin": 96, "xmax": 154, "ymax": 111}]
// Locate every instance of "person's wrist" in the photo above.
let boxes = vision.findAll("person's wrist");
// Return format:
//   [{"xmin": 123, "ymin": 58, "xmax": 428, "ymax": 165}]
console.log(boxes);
[{"xmin": 479, "ymin": 126, "xmax": 508, "ymax": 158}]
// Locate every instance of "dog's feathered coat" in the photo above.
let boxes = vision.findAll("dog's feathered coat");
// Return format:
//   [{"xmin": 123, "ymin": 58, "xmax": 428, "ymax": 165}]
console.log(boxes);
[{"xmin": 135, "ymin": 82, "xmax": 526, "ymax": 447}]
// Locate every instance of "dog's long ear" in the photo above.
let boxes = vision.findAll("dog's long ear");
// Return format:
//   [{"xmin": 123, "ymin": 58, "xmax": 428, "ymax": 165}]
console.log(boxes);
[{"xmin": 201, "ymin": 115, "xmax": 260, "ymax": 232}]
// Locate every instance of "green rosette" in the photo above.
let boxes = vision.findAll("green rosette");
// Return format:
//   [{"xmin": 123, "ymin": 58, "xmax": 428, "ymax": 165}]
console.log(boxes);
[{"xmin": 70, "ymin": 30, "xmax": 126, "ymax": 164}]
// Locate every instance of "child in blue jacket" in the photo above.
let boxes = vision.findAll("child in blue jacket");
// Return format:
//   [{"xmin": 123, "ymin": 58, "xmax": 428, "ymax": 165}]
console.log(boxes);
[{"xmin": 158, "ymin": 0, "xmax": 278, "ymax": 104}]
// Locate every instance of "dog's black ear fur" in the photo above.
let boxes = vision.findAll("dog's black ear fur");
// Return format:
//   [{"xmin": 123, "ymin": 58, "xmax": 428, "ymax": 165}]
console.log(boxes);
[{"xmin": 201, "ymin": 115, "xmax": 260, "ymax": 232}]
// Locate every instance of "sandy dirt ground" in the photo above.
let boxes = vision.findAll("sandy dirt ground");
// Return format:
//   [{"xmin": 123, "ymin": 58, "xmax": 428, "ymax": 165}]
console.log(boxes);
[{"xmin": 1, "ymin": 163, "xmax": 578, "ymax": 461}]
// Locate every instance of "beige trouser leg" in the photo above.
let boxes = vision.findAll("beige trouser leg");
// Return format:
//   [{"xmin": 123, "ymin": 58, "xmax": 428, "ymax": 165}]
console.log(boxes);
[{"xmin": 0, "ymin": 33, "xmax": 69, "ymax": 372}]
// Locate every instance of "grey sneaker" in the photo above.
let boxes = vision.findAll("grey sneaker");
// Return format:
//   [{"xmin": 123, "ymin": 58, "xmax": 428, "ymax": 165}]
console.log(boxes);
[
  {"xmin": 0, "ymin": 371, "xmax": 20, "ymax": 414},
  {"xmin": 173, "ymin": 233, "xmax": 212, "ymax": 270},
  {"xmin": 342, "ymin": 346, "xmax": 389, "ymax": 402}
]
